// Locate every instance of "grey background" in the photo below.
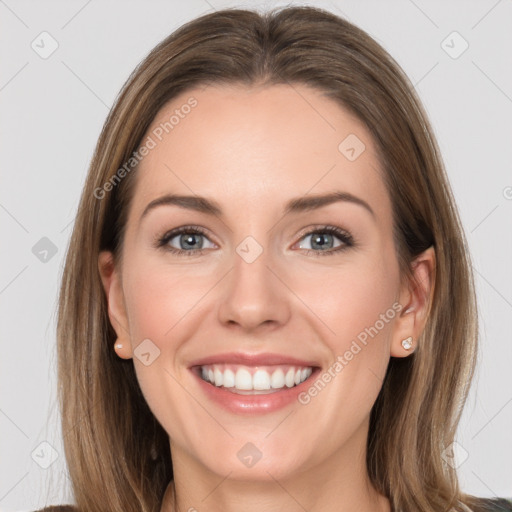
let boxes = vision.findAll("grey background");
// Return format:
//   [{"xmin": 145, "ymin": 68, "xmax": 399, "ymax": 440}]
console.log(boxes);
[{"xmin": 1, "ymin": 0, "xmax": 511, "ymax": 510}]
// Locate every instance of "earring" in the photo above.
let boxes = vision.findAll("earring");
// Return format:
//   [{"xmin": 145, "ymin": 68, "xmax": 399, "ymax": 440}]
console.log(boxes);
[
  {"xmin": 401, "ymin": 336, "xmax": 413, "ymax": 350},
  {"xmin": 114, "ymin": 341, "xmax": 123, "ymax": 351}
]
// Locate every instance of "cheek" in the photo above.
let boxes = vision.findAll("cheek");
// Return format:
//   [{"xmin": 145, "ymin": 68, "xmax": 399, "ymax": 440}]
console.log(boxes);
[
  {"xmin": 121, "ymin": 260, "xmax": 209, "ymax": 445},
  {"xmin": 291, "ymin": 258, "xmax": 399, "ymax": 438},
  {"xmin": 122, "ymin": 258, "xmax": 212, "ymax": 344},
  {"xmin": 292, "ymin": 251, "xmax": 400, "ymax": 353}
]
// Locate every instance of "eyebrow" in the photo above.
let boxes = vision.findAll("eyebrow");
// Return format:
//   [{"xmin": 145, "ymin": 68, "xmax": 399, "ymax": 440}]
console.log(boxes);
[{"xmin": 139, "ymin": 190, "xmax": 375, "ymax": 223}]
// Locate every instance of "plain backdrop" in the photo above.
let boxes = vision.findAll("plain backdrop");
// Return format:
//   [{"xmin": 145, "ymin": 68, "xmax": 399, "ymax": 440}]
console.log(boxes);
[{"xmin": 1, "ymin": 0, "xmax": 511, "ymax": 510}]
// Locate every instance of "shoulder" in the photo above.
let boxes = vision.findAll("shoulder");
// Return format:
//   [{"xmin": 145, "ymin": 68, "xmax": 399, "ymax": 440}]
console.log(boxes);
[
  {"xmin": 33, "ymin": 506, "xmax": 78, "ymax": 512},
  {"xmin": 466, "ymin": 497, "xmax": 512, "ymax": 511}
]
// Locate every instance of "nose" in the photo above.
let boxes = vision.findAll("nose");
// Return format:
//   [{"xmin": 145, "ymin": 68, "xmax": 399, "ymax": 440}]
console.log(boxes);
[{"xmin": 217, "ymin": 242, "xmax": 291, "ymax": 332}]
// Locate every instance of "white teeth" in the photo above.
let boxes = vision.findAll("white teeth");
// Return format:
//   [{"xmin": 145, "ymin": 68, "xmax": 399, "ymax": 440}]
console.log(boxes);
[
  {"xmin": 253, "ymin": 370, "xmax": 271, "ymax": 390},
  {"xmin": 285, "ymin": 368, "xmax": 295, "ymax": 388},
  {"xmin": 214, "ymin": 368, "xmax": 223, "ymax": 387},
  {"xmin": 223, "ymin": 368, "xmax": 235, "ymax": 388},
  {"xmin": 270, "ymin": 369, "xmax": 285, "ymax": 389},
  {"xmin": 235, "ymin": 368, "xmax": 253, "ymax": 390},
  {"xmin": 199, "ymin": 364, "xmax": 314, "ymax": 392}
]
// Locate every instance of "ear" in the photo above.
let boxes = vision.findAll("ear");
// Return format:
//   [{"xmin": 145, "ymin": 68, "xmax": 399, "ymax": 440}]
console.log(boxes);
[
  {"xmin": 390, "ymin": 246, "xmax": 436, "ymax": 357},
  {"xmin": 98, "ymin": 251, "xmax": 133, "ymax": 359}
]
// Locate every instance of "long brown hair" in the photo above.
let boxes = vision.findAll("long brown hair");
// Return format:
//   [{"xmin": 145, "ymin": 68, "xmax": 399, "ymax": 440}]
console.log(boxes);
[{"xmin": 56, "ymin": 6, "xmax": 484, "ymax": 511}]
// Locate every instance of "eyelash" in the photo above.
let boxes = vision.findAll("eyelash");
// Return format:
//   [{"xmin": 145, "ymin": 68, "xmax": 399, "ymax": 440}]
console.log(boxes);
[{"xmin": 155, "ymin": 225, "xmax": 355, "ymax": 257}]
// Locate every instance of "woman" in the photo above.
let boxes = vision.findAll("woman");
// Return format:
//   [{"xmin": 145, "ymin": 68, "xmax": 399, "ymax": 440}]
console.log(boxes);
[{"xmin": 38, "ymin": 5, "xmax": 511, "ymax": 512}]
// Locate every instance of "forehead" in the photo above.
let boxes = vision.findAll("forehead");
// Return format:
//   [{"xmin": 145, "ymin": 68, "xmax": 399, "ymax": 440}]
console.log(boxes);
[{"xmin": 129, "ymin": 83, "xmax": 390, "ymax": 222}]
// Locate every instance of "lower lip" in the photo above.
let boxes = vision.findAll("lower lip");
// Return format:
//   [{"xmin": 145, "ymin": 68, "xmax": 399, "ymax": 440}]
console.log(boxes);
[{"xmin": 190, "ymin": 367, "xmax": 320, "ymax": 414}]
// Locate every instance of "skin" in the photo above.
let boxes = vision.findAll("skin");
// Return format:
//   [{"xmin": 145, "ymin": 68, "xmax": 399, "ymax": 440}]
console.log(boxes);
[{"xmin": 99, "ymin": 83, "xmax": 435, "ymax": 512}]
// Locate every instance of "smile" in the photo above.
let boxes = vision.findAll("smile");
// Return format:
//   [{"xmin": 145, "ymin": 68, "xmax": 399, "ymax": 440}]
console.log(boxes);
[
  {"xmin": 199, "ymin": 364, "xmax": 314, "ymax": 394},
  {"xmin": 189, "ymin": 352, "xmax": 321, "ymax": 414}
]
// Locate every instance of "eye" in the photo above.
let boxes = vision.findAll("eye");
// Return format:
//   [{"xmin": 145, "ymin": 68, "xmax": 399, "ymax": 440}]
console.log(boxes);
[
  {"xmin": 295, "ymin": 226, "xmax": 354, "ymax": 256},
  {"xmin": 156, "ymin": 226, "xmax": 216, "ymax": 256},
  {"xmin": 155, "ymin": 224, "xmax": 354, "ymax": 257}
]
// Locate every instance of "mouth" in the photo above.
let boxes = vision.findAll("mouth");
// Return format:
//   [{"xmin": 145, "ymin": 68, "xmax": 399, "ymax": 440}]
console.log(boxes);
[
  {"xmin": 194, "ymin": 363, "xmax": 314, "ymax": 394},
  {"xmin": 188, "ymin": 353, "xmax": 321, "ymax": 414}
]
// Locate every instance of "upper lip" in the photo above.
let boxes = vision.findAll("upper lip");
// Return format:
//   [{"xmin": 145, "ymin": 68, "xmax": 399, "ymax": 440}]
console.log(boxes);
[{"xmin": 188, "ymin": 352, "xmax": 320, "ymax": 368}]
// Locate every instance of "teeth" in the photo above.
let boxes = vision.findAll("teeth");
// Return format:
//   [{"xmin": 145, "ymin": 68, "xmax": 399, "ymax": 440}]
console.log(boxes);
[
  {"xmin": 285, "ymin": 368, "xmax": 295, "ymax": 388},
  {"xmin": 235, "ymin": 368, "xmax": 252, "ymax": 390},
  {"xmin": 271, "ymin": 369, "xmax": 284, "ymax": 389},
  {"xmin": 214, "ymin": 368, "xmax": 223, "ymax": 387},
  {"xmin": 253, "ymin": 370, "xmax": 271, "ymax": 390},
  {"xmin": 199, "ymin": 364, "xmax": 313, "ymax": 392},
  {"xmin": 224, "ymin": 368, "xmax": 235, "ymax": 388}
]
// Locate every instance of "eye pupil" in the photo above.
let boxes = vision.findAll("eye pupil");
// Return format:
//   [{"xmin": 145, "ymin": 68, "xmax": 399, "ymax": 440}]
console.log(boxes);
[
  {"xmin": 311, "ymin": 233, "xmax": 333, "ymax": 250},
  {"xmin": 181, "ymin": 233, "xmax": 202, "ymax": 250}
]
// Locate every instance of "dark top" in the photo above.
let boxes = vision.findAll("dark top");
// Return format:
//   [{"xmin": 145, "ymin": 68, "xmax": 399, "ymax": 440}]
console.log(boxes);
[
  {"xmin": 34, "ymin": 497, "xmax": 512, "ymax": 511},
  {"xmin": 473, "ymin": 499, "xmax": 512, "ymax": 511}
]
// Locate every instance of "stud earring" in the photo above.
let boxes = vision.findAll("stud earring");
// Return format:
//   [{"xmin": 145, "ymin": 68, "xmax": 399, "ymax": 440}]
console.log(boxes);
[
  {"xmin": 401, "ymin": 336, "xmax": 413, "ymax": 350},
  {"xmin": 114, "ymin": 341, "xmax": 123, "ymax": 351}
]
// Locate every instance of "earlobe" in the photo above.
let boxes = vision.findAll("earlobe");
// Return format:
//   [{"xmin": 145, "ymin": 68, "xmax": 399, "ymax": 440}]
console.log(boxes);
[
  {"xmin": 113, "ymin": 341, "xmax": 132, "ymax": 359},
  {"xmin": 390, "ymin": 246, "xmax": 436, "ymax": 358},
  {"xmin": 98, "ymin": 251, "xmax": 133, "ymax": 359}
]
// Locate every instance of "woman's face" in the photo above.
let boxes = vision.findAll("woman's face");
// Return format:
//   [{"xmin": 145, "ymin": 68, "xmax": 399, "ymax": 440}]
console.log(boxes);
[{"xmin": 100, "ymin": 84, "xmax": 433, "ymax": 481}]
